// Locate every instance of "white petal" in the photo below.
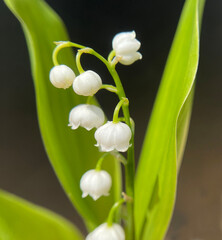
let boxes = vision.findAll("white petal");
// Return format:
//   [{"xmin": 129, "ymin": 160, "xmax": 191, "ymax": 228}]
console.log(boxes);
[
  {"xmin": 116, "ymin": 143, "xmax": 131, "ymax": 152},
  {"xmin": 91, "ymin": 195, "xmax": 100, "ymax": 201},
  {"xmin": 119, "ymin": 52, "xmax": 142, "ymax": 65},
  {"xmin": 82, "ymin": 192, "xmax": 88, "ymax": 198},
  {"xmin": 115, "ymin": 39, "xmax": 141, "ymax": 55},
  {"xmin": 112, "ymin": 31, "xmax": 142, "ymax": 65},
  {"xmin": 112, "ymin": 31, "xmax": 136, "ymax": 50},
  {"xmin": 80, "ymin": 170, "xmax": 112, "ymax": 201},
  {"xmin": 99, "ymin": 145, "xmax": 115, "ymax": 152},
  {"xmin": 71, "ymin": 124, "xmax": 79, "ymax": 130},
  {"xmin": 73, "ymin": 70, "xmax": 102, "ymax": 96},
  {"xmin": 69, "ymin": 104, "xmax": 105, "ymax": 131},
  {"xmin": 86, "ymin": 223, "xmax": 125, "ymax": 240},
  {"xmin": 94, "ymin": 122, "xmax": 132, "ymax": 152},
  {"xmin": 49, "ymin": 65, "xmax": 75, "ymax": 89}
]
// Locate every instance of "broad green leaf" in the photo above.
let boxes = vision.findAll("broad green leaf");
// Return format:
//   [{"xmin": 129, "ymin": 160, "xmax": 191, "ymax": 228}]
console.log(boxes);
[
  {"xmin": 135, "ymin": 0, "xmax": 205, "ymax": 239},
  {"xmin": 4, "ymin": 0, "xmax": 121, "ymax": 230},
  {"xmin": 0, "ymin": 189, "xmax": 83, "ymax": 240}
]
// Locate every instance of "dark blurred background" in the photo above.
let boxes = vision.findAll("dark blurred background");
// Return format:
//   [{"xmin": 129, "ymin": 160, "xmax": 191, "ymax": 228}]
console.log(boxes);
[{"xmin": 0, "ymin": 0, "xmax": 221, "ymax": 239}]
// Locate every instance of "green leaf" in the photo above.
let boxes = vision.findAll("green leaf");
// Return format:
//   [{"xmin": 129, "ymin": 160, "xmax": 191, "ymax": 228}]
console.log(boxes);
[
  {"xmin": 0, "ymin": 189, "xmax": 83, "ymax": 240},
  {"xmin": 4, "ymin": 0, "xmax": 121, "ymax": 230},
  {"xmin": 134, "ymin": 0, "xmax": 205, "ymax": 239}
]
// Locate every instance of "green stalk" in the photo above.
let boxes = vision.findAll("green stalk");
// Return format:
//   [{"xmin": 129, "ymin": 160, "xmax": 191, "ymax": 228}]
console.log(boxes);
[
  {"xmin": 95, "ymin": 153, "xmax": 109, "ymax": 171},
  {"xmin": 100, "ymin": 84, "xmax": 118, "ymax": 93},
  {"xmin": 53, "ymin": 45, "xmax": 135, "ymax": 239},
  {"xmin": 113, "ymin": 98, "xmax": 129, "ymax": 123},
  {"xmin": 107, "ymin": 198, "xmax": 126, "ymax": 227},
  {"xmin": 52, "ymin": 41, "xmax": 86, "ymax": 66},
  {"xmin": 85, "ymin": 49, "xmax": 135, "ymax": 240}
]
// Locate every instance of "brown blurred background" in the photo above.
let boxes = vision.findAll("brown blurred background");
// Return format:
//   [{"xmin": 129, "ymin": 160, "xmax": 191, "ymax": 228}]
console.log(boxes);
[{"xmin": 0, "ymin": 0, "xmax": 221, "ymax": 239}]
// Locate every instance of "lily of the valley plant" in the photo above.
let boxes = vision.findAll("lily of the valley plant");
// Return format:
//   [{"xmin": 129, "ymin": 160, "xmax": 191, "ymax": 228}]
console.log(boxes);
[
  {"xmin": 49, "ymin": 31, "xmax": 141, "ymax": 240},
  {"xmin": 1, "ymin": 0, "xmax": 205, "ymax": 240}
]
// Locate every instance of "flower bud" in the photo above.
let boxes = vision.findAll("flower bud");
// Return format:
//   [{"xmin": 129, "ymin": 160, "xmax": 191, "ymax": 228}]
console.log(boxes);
[
  {"xmin": 80, "ymin": 169, "xmax": 112, "ymax": 201},
  {"xmin": 73, "ymin": 70, "xmax": 102, "ymax": 96},
  {"xmin": 112, "ymin": 31, "xmax": 142, "ymax": 65},
  {"xmin": 95, "ymin": 121, "xmax": 132, "ymax": 152},
  {"xmin": 49, "ymin": 65, "xmax": 75, "ymax": 89},
  {"xmin": 68, "ymin": 104, "xmax": 105, "ymax": 131},
  {"xmin": 86, "ymin": 223, "xmax": 125, "ymax": 240}
]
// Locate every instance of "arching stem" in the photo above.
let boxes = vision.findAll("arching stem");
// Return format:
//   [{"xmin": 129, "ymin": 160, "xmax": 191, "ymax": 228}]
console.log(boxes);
[
  {"xmin": 100, "ymin": 84, "xmax": 118, "ymax": 94},
  {"xmin": 95, "ymin": 153, "xmax": 109, "ymax": 171},
  {"xmin": 107, "ymin": 198, "xmax": 126, "ymax": 227},
  {"xmin": 113, "ymin": 98, "xmax": 129, "ymax": 123},
  {"xmin": 76, "ymin": 50, "xmax": 84, "ymax": 74}
]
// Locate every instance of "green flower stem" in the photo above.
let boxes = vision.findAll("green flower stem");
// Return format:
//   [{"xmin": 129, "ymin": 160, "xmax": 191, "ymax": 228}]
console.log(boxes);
[
  {"xmin": 117, "ymin": 117, "xmax": 126, "ymax": 123},
  {"xmin": 110, "ymin": 151, "xmax": 127, "ymax": 165},
  {"xmin": 100, "ymin": 84, "xmax": 118, "ymax": 93},
  {"xmin": 108, "ymin": 65, "xmax": 135, "ymax": 240},
  {"xmin": 96, "ymin": 152, "xmax": 127, "ymax": 171},
  {"xmin": 113, "ymin": 98, "xmax": 129, "ymax": 123},
  {"xmin": 130, "ymin": 118, "xmax": 135, "ymax": 135},
  {"xmin": 79, "ymin": 48, "xmax": 135, "ymax": 240},
  {"xmin": 86, "ymin": 96, "xmax": 93, "ymax": 104},
  {"xmin": 111, "ymin": 56, "xmax": 121, "ymax": 67},
  {"xmin": 76, "ymin": 51, "xmax": 84, "ymax": 74},
  {"xmin": 107, "ymin": 198, "xmax": 126, "ymax": 227},
  {"xmin": 95, "ymin": 153, "xmax": 109, "ymax": 171},
  {"xmin": 52, "ymin": 41, "xmax": 86, "ymax": 66},
  {"xmin": 108, "ymin": 50, "xmax": 116, "ymax": 63}
]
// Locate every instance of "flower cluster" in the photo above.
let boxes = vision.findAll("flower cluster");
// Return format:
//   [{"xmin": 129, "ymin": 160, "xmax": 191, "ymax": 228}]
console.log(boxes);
[{"xmin": 50, "ymin": 31, "xmax": 141, "ymax": 240}]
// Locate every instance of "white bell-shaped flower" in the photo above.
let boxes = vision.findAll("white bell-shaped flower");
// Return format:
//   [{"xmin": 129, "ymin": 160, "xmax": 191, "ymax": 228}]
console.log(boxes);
[
  {"xmin": 112, "ymin": 31, "xmax": 142, "ymax": 65},
  {"xmin": 95, "ymin": 121, "xmax": 132, "ymax": 152},
  {"xmin": 80, "ymin": 169, "xmax": 112, "ymax": 200},
  {"xmin": 49, "ymin": 65, "xmax": 75, "ymax": 89},
  {"xmin": 86, "ymin": 223, "xmax": 125, "ymax": 240},
  {"xmin": 68, "ymin": 104, "xmax": 105, "ymax": 131},
  {"xmin": 73, "ymin": 70, "xmax": 102, "ymax": 96}
]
